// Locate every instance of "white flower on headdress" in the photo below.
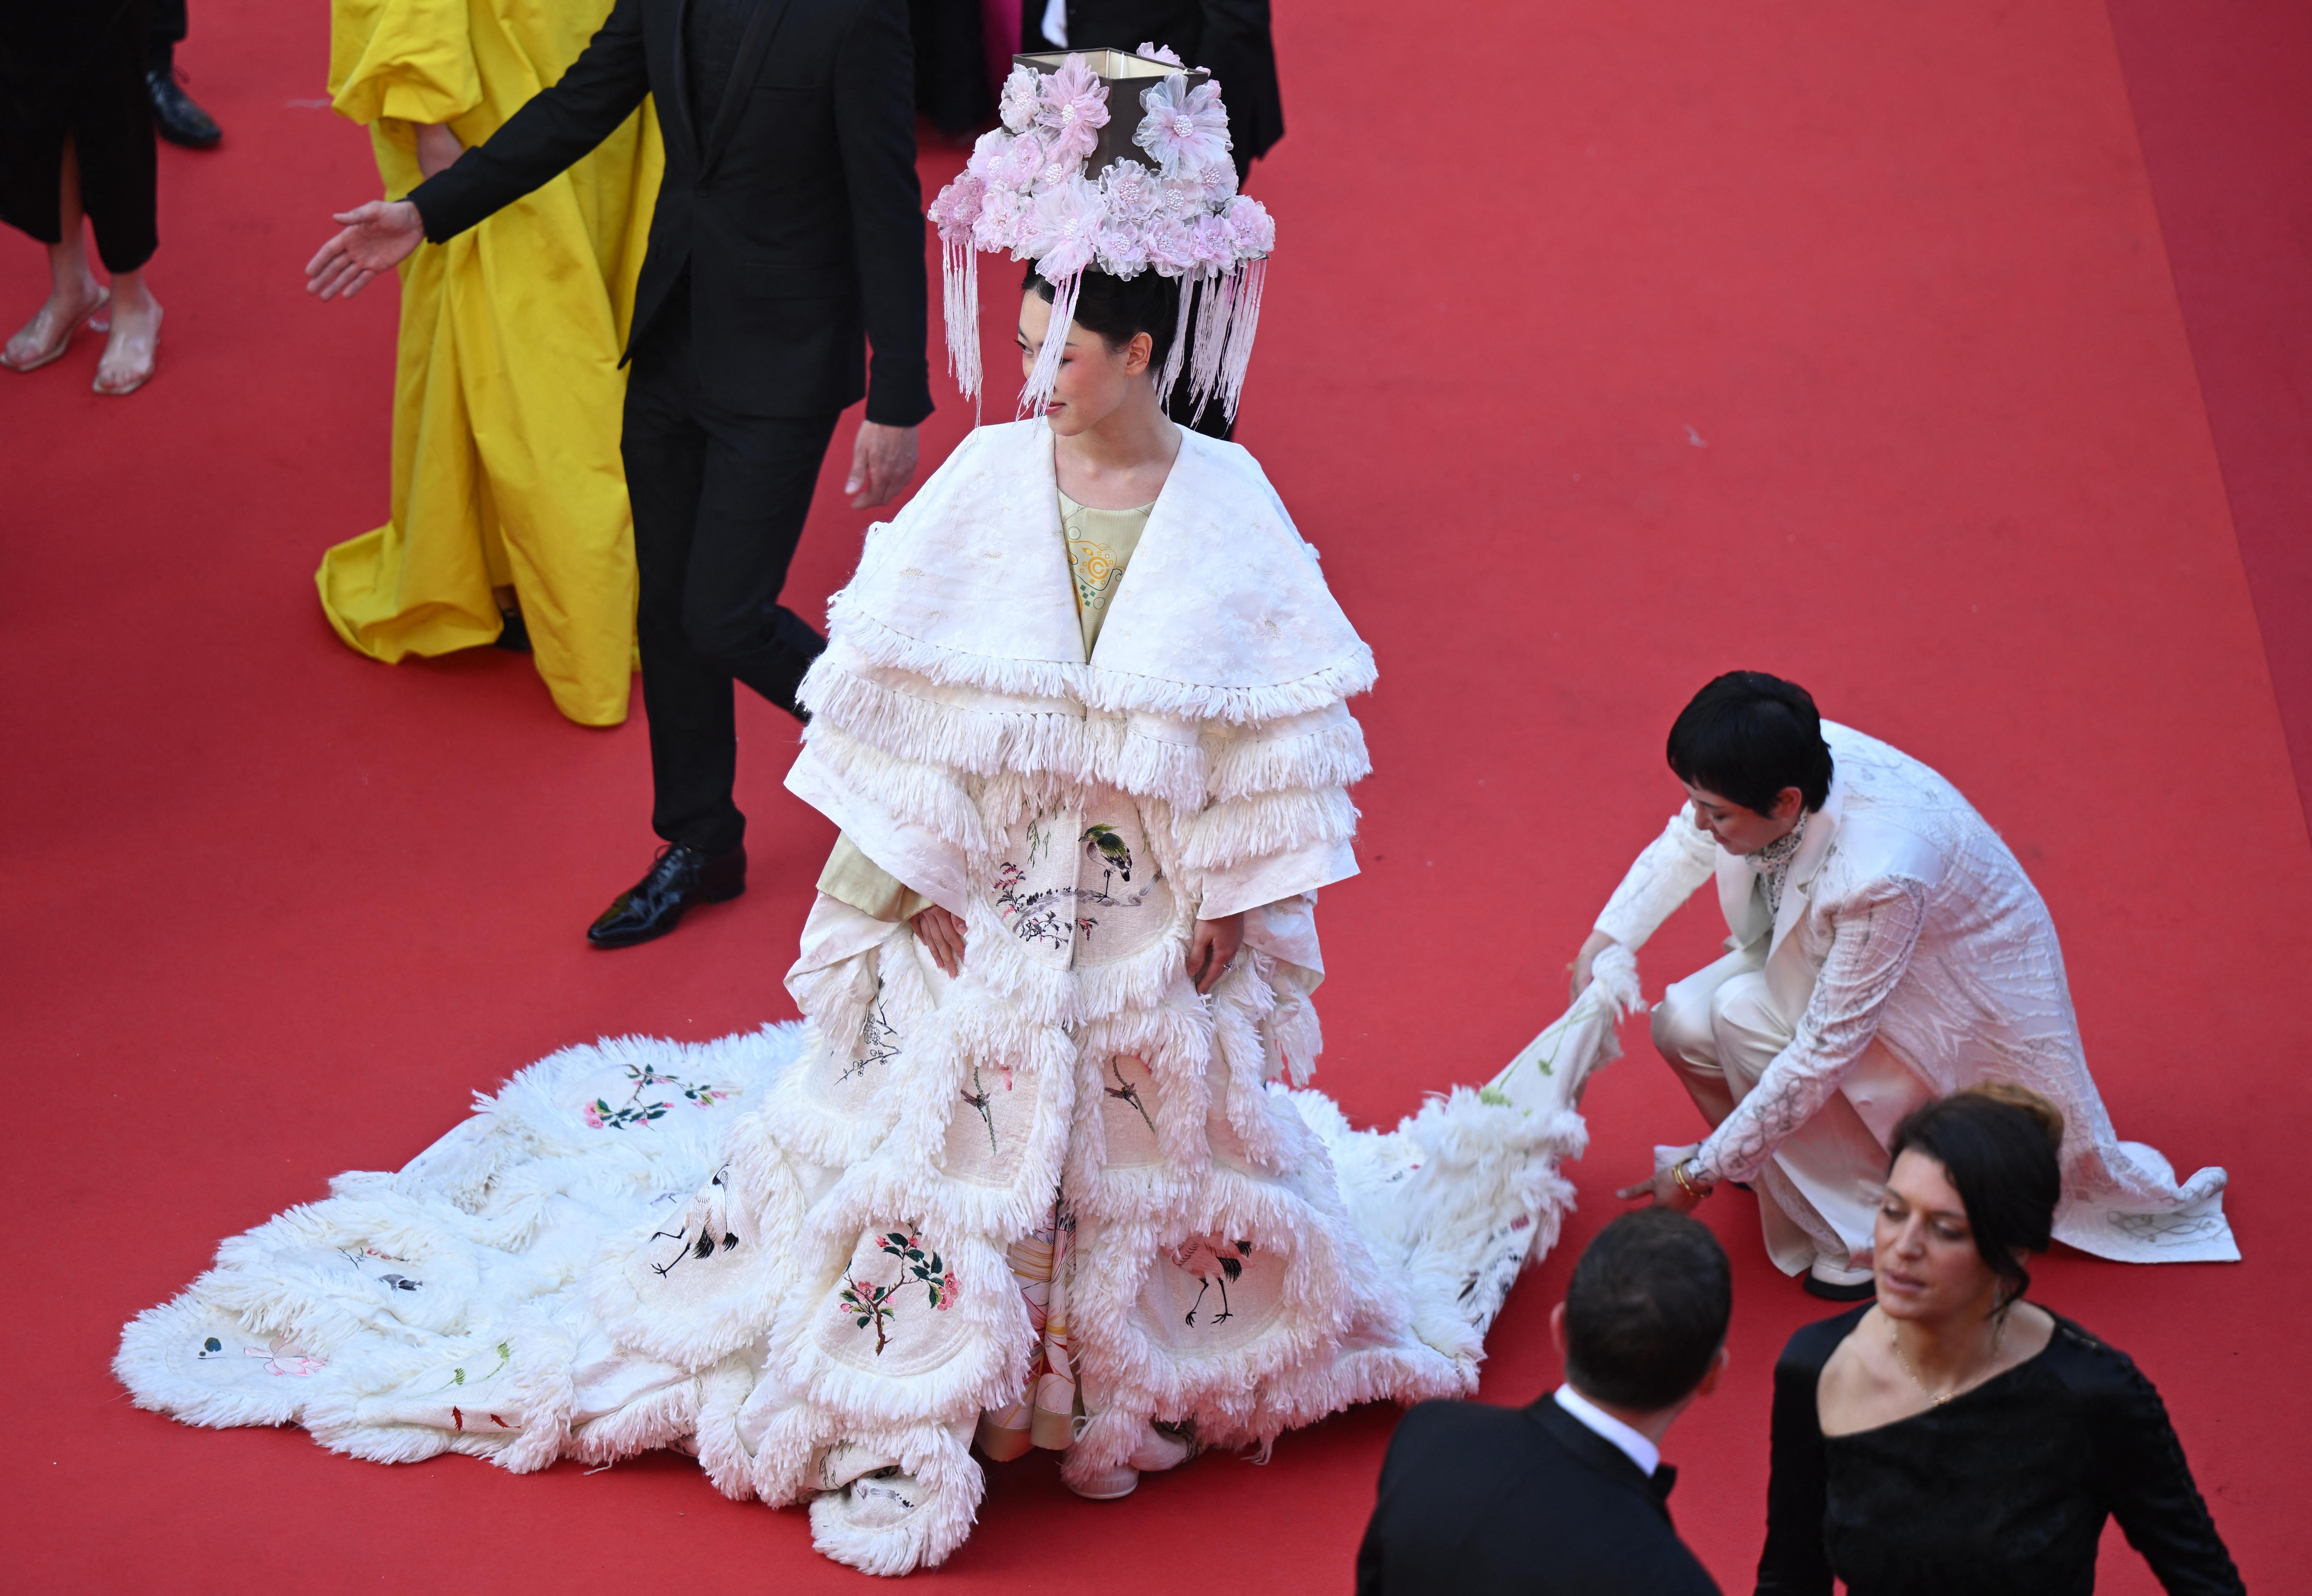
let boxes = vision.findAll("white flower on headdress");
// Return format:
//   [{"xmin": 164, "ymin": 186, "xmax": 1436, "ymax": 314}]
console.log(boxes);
[
  {"xmin": 1134, "ymin": 75, "xmax": 1231, "ymax": 178},
  {"xmin": 1020, "ymin": 174, "xmax": 1106, "ymax": 279},
  {"xmin": 998, "ymin": 64, "xmax": 1041, "ymax": 133},
  {"xmin": 1200, "ymin": 156, "xmax": 1239, "ymax": 206},
  {"xmin": 1033, "ymin": 55, "xmax": 1110, "ymax": 171},
  {"xmin": 1135, "ymin": 41, "xmax": 1185, "ymax": 67}
]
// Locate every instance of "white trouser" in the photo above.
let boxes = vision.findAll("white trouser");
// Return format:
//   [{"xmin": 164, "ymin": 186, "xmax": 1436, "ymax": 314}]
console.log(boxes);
[{"xmin": 1649, "ymin": 942, "xmax": 1929, "ymax": 1279}]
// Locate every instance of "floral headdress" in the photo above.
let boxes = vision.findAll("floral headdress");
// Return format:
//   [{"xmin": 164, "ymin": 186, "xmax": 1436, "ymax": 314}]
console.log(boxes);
[{"xmin": 926, "ymin": 46, "xmax": 1277, "ymax": 425}]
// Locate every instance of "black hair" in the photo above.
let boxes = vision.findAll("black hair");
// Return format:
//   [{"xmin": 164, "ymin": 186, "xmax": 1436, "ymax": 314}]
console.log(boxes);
[
  {"xmin": 1664, "ymin": 671, "xmax": 1835, "ymax": 816},
  {"xmin": 1561, "ymin": 1210, "xmax": 1732, "ymax": 1411},
  {"xmin": 1026, "ymin": 265, "xmax": 1183, "ymax": 367},
  {"xmin": 1886, "ymin": 1084, "xmax": 2066, "ymax": 1308}
]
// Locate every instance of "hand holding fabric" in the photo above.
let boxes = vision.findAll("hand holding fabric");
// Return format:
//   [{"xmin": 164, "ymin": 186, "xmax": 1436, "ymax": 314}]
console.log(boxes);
[
  {"xmin": 1188, "ymin": 913, "xmax": 1245, "ymax": 994},
  {"xmin": 306, "ymin": 201, "xmax": 426, "ymax": 300},
  {"xmin": 911, "ymin": 902, "xmax": 968, "ymax": 976}
]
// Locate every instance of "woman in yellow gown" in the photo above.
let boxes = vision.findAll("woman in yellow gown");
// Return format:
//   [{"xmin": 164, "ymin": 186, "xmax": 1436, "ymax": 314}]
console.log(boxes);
[{"xmin": 319, "ymin": 0, "xmax": 661, "ymax": 727}]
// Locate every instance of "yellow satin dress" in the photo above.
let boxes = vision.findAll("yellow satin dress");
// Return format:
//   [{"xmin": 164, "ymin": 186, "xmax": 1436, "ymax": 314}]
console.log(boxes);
[{"xmin": 319, "ymin": 0, "xmax": 662, "ymax": 726}]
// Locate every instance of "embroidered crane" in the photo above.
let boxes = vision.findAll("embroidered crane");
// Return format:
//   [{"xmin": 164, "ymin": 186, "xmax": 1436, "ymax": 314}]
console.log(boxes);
[{"xmin": 1167, "ymin": 1237, "xmax": 1254, "ymax": 1328}]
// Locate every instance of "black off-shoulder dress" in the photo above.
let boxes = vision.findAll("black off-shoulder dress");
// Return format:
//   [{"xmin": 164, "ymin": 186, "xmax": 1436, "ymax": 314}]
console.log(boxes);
[{"xmin": 1756, "ymin": 1305, "xmax": 2243, "ymax": 1596}]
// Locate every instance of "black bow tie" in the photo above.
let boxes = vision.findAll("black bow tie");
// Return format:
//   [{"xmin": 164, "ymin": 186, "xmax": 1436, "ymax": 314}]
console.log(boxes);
[{"xmin": 1651, "ymin": 1463, "xmax": 1678, "ymax": 1501}]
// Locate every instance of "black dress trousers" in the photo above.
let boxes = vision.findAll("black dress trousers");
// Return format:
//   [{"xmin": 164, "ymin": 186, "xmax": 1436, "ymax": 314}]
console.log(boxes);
[{"xmin": 623, "ymin": 287, "xmax": 841, "ymax": 856}]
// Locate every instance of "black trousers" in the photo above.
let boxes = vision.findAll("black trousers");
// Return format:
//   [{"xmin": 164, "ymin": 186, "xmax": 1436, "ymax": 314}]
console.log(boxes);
[
  {"xmin": 0, "ymin": 0, "xmax": 157, "ymax": 273},
  {"xmin": 622, "ymin": 303, "xmax": 841, "ymax": 856}
]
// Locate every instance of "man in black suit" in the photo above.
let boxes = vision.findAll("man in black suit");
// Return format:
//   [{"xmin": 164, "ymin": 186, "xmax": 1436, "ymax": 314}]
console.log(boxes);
[
  {"xmin": 306, "ymin": 0, "xmax": 932, "ymax": 948},
  {"xmin": 1357, "ymin": 1211, "xmax": 1732, "ymax": 1596}
]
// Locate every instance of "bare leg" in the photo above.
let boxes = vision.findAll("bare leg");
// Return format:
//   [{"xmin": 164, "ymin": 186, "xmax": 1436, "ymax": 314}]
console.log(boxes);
[
  {"xmin": 94, "ymin": 188, "xmax": 163, "ymax": 397},
  {"xmin": 2, "ymin": 142, "xmax": 109, "ymax": 371}
]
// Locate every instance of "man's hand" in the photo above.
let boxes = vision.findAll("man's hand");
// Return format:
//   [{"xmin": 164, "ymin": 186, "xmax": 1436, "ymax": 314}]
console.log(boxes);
[
  {"xmin": 1569, "ymin": 928, "xmax": 1618, "ymax": 1004},
  {"xmin": 415, "ymin": 123, "xmax": 462, "ymax": 180},
  {"xmin": 847, "ymin": 421, "xmax": 919, "ymax": 508},
  {"xmin": 911, "ymin": 903, "xmax": 968, "ymax": 977},
  {"xmin": 1187, "ymin": 913, "xmax": 1245, "ymax": 995},
  {"xmin": 1617, "ymin": 1144, "xmax": 1706, "ymax": 1212},
  {"xmin": 307, "ymin": 200, "xmax": 426, "ymax": 301}
]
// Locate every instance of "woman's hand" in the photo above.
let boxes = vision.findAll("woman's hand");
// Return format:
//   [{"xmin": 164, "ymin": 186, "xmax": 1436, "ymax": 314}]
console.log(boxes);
[
  {"xmin": 1187, "ymin": 913, "xmax": 1245, "ymax": 995},
  {"xmin": 1617, "ymin": 1144, "xmax": 1707, "ymax": 1212},
  {"xmin": 414, "ymin": 122, "xmax": 462, "ymax": 180},
  {"xmin": 1569, "ymin": 929, "xmax": 1618, "ymax": 1004},
  {"xmin": 306, "ymin": 200, "xmax": 426, "ymax": 300},
  {"xmin": 912, "ymin": 904, "xmax": 968, "ymax": 976}
]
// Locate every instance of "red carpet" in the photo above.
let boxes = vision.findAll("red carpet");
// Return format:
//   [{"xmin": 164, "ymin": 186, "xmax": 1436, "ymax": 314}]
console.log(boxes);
[{"xmin": 4, "ymin": 1, "xmax": 2304, "ymax": 1590}]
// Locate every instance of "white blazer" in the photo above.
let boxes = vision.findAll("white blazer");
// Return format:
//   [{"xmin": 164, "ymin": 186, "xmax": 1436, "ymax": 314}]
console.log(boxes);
[{"xmin": 1595, "ymin": 723, "xmax": 2236, "ymax": 1263}]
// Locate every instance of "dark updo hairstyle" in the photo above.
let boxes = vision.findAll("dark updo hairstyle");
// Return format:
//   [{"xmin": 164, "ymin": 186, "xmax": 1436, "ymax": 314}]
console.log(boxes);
[
  {"xmin": 1665, "ymin": 670, "xmax": 1836, "ymax": 816},
  {"xmin": 1887, "ymin": 1083, "xmax": 2066, "ymax": 1309},
  {"xmin": 1027, "ymin": 265, "xmax": 1183, "ymax": 368},
  {"xmin": 1562, "ymin": 1210, "xmax": 1733, "ymax": 1411}
]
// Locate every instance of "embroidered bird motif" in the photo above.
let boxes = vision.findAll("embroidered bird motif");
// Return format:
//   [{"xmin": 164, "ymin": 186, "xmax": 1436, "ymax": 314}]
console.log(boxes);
[
  {"xmin": 1167, "ymin": 1237, "xmax": 1253, "ymax": 1327},
  {"xmin": 1081, "ymin": 824, "xmax": 1133, "ymax": 893}
]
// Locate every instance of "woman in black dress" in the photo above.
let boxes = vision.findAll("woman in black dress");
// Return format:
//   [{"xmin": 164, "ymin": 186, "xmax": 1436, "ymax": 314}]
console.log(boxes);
[
  {"xmin": 0, "ymin": 0, "xmax": 164, "ymax": 392},
  {"xmin": 1756, "ymin": 1085, "xmax": 2242, "ymax": 1595}
]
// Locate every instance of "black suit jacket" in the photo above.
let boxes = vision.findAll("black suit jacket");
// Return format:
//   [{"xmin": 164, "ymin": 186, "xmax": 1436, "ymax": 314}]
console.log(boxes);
[
  {"xmin": 1357, "ymin": 1397, "xmax": 1723, "ymax": 1596},
  {"xmin": 1052, "ymin": 0, "xmax": 1280, "ymax": 177},
  {"xmin": 410, "ymin": 0, "xmax": 932, "ymax": 424}
]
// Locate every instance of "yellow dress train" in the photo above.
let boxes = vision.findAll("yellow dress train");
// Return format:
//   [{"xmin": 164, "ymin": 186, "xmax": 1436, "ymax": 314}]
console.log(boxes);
[{"xmin": 320, "ymin": 0, "xmax": 662, "ymax": 727}]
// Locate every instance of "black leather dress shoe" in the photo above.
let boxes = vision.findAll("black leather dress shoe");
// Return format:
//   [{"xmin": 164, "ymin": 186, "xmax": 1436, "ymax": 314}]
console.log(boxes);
[
  {"xmin": 148, "ymin": 66, "xmax": 223, "ymax": 149},
  {"xmin": 587, "ymin": 844, "xmax": 745, "ymax": 948}
]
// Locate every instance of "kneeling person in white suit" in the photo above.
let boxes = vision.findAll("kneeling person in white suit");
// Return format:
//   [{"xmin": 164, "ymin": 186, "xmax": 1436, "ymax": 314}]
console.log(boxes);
[{"xmin": 1576, "ymin": 672, "xmax": 2235, "ymax": 1296}]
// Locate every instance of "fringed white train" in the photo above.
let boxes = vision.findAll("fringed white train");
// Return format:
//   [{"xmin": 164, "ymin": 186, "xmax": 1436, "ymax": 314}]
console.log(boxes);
[{"xmin": 117, "ymin": 953, "xmax": 1636, "ymax": 1575}]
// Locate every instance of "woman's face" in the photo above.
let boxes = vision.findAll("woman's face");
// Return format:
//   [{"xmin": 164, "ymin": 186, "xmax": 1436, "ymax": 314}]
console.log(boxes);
[
  {"xmin": 1874, "ymin": 1148, "xmax": 2004, "ymax": 1321},
  {"xmin": 1018, "ymin": 291, "xmax": 1151, "ymax": 436},
  {"xmin": 1682, "ymin": 781, "xmax": 1804, "ymax": 856}
]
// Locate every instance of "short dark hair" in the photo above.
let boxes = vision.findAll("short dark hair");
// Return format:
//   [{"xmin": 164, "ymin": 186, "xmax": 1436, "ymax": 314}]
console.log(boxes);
[
  {"xmin": 1026, "ymin": 265, "xmax": 1183, "ymax": 366},
  {"xmin": 1665, "ymin": 671, "xmax": 1835, "ymax": 816},
  {"xmin": 1887, "ymin": 1084, "xmax": 2066, "ymax": 1307},
  {"xmin": 1562, "ymin": 1210, "xmax": 1732, "ymax": 1411}
]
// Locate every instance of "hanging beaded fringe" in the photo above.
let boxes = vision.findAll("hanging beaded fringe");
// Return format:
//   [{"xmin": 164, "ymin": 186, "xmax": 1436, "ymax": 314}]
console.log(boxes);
[
  {"xmin": 941, "ymin": 236, "xmax": 983, "ymax": 423},
  {"xmin": 1181, "ymin": 257, "xmax": 1267, "ymax": 426},
  {"xmin": 1018, "ymin": 268, "xmax": 1083, "ymax": 419},
  {"xmin": 1155, "ymin": 272, "xmax": 1196, "ymax": 408}
]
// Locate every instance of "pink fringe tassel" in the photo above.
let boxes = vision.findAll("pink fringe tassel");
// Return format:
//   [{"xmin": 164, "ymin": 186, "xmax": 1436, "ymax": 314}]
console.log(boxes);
[{"xmin": 942, "ymin": 237, "xmax": 983, "ymax": 423}]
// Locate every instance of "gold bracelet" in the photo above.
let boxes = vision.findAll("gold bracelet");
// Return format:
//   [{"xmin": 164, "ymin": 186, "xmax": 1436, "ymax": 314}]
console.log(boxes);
[{"xmin": 1671, "ymin": 1159, "xmax": 1711, "ymax": 1200}]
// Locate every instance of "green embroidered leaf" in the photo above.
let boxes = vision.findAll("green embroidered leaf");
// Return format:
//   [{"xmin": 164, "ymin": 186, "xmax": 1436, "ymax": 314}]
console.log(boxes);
[
  {"xmin": 1478, "ymin": 1086, "xmax": 1510, "ymax": 1107},
  {"xmin": 452, "ymin": 1368, "xmax": 466, "ymax": 1385}
]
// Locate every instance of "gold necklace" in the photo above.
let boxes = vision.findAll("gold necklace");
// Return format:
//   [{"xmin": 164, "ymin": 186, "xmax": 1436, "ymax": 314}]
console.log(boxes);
[{"xmin": 1888, "ymin": 1311, "xmax": 2007, "ymax": 1406}]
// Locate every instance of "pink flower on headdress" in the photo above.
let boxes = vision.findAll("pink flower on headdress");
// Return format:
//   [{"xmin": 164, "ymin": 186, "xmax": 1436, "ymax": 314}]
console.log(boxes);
[
  {"xmin": 1095, "ymin": 219, "xmax": 1150, "ymax": 279},
  {"xmin": 974, "ymin": 185, "xmax": 1027, "ymax": 253},
  {"xmin": 1134, "ymin": 41, "xmax": 1184, "ymax": 67},
  {"xmin": 1099, "ymin": 158, "xmax": 1162, "ymax": 225},
  {"xmin": 988, "ymin": 131, "xmax": 1048, "ymax": 191},
  {"xmin": 1020, "ymin": 174, "xmax": 1106, "ymax": 278},
  {"xmin": 1033, "ymin": 55, "xmax": 1110, "ymax": 171},
  {"xmin": 1200, "ymin": 156, "xmax": 1239, "ymax": 205},
  {"xmin": 1134, "ymin": 75, "xmax": 1231, "ymax": 179},
  {"xmin": 1189, "ymin": 212, "xmax": 1237, "ymax": 271},
  {"xmin": 1142, "ymin": 214, "xmax": 1199, "ymax": 277},
  {"xmin": 927, "ymin": 173, "xmax": 984, "ymax": 243},
  {"xmin": 998, "ymin": 64, "xmax": 1041, "ymax": 133},
  {"xmin": 1222, "ymin": 193, "xmax": 1275, "ymax": 257}
]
